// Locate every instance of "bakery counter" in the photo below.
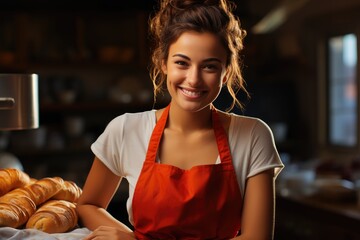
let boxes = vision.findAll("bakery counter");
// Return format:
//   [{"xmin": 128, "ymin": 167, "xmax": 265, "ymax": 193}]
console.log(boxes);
[
  {"xmin": 275, "ymin": 191, "xmax": 360, "ymax": 240},
  {"xmin": 0, "ymin": 227, "xmax": 91, "ymax": 240},
  {"xmin": 0, "ymin": 168, "xmax": 88, "ymax": 239}
]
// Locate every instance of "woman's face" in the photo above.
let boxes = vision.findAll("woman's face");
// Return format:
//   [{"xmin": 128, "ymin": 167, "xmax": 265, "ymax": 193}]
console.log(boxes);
[{"xmin": 162, "ymin": 31, "xmax": 228, "ymax": 112}]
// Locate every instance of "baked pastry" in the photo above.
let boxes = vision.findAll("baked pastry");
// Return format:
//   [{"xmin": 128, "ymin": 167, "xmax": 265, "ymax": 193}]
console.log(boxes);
[
  {"xmin": 28, "ymin": 178, "xmax": 38, "ymax": 185},
  {"xmin": 24, "ymin": 177, "xmax": 64, "ymax": 206},
  {"xmin": 0, "ymin": 168, "xmax": 30, "ymax": 196},
  {"xmin": 0, "ymin": 193, "xmax": 36, "ymax": 228},
  {"xmin": 26, "ymin": 200, "xmax": 78, "ymax": 233},
  {"xmin": 0, "ymin": 177, "xmax": 55, "ymax": 228},
  {"xmin": 52, "ymin": 180, "xmax": 82, "ymax": 202},
  {"xmin": 0, "ymin": 173, "xmax": 80, "ymax": 229}
]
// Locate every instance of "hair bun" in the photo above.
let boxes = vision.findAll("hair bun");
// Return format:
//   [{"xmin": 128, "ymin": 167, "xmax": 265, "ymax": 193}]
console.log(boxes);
[{"xmin": 169, "ymin": 0, "xmax": 222, "ymax": 9}]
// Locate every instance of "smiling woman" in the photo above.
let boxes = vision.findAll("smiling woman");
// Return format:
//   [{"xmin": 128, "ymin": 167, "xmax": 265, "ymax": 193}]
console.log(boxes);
[
  {"xmin": 149, "ymin": 0, "xmax": 248, "ymax": 112},
  {"xmin": 76, "ymin": 1, "xmax": 283, "ymax": 240},
  {"xmin": 162, "ymin": 31, "xmax": 227, "ymax": 112}
]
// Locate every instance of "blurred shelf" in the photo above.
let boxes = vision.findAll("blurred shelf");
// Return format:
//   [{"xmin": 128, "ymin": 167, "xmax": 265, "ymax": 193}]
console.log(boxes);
[
  {"xmin": 11, "ymin": 146, "xmax": 92, "ymax": 158},
  {"xmin": 40, "ymin": 101, "xmax": 156, "ymax": 113},
  {"xmin": 0, "ymin": 3, "xmax": 157, "ymax": 182},
  {"xmin": 0, "ymin": 0, "xmax": 157, "ymax": 11}
]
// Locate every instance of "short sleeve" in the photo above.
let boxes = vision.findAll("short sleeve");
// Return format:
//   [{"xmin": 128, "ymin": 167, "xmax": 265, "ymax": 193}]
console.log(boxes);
[
  {"xmin": 229, "ymin": 115, "xmax": 284, "ymax": 195},
  {"xmin": 91, "ymin": 114, "xmax": 126, "ymax": 177},
  {"xmin": 248, "ymin": 119, "xmax": 284, "ymax": 179}
]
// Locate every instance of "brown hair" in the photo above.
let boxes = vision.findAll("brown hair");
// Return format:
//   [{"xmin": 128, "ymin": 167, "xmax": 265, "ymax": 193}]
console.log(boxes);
[{"xmin": 149, "ymin": 0, "xmax": 248, "ymax": 111}]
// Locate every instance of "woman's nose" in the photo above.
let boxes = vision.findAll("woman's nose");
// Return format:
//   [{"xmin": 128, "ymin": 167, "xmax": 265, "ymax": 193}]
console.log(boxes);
[{"xmin": 186, "ymin": 67, "xmax": 202, "ymax": 87}]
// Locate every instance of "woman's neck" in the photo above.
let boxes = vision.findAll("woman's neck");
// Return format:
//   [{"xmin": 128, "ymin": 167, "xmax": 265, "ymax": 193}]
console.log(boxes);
[{"xmin": 167, "ymin": 103, "xmax": 213, "ymax": 134}]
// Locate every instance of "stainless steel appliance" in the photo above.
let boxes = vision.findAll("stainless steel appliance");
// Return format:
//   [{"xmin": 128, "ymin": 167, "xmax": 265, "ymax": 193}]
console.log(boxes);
[
  {"xmin": 0, "ymin": 73, "xmax": 39, "ymax": 169},
  {"xmin": 0, "ymin": 74, "xmax": 39, "ymax": 130}
]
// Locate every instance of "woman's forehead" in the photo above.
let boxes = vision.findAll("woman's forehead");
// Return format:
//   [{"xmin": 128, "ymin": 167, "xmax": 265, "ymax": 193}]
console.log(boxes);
[{"xmin": 168, "ymin": 31, "xmax": 228, "ymax": 61}]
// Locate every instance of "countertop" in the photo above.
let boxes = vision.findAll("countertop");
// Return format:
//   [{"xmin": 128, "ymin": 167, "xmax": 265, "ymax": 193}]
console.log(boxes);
[
  {"xmin": 0, "ymin": 227, "xmax": 91, "ymax": 240},
  {"xmin": 276, "ymin": 190, "xmax": 360, "ymax": 240}
]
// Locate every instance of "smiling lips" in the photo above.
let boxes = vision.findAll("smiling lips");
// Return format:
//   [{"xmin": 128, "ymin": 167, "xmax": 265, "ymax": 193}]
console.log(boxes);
[{"xmin": 180, "ymin": 87, "xmax": 205, "ymax": 99}]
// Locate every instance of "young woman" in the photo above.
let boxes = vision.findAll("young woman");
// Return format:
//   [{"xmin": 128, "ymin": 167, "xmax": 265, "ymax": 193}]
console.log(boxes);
[{"xmin": 77, "ymin": 0, "xmax": 284, "ymax": 239}]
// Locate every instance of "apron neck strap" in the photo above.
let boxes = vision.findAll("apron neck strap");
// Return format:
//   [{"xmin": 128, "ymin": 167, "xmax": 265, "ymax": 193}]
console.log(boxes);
[
  {"xmin": 212, "ymin": 108, "xmax": 232, "ymax": 164},
  {"xmin": 145, "ymin": 104, "xmax": 232, "ymax": 164}
]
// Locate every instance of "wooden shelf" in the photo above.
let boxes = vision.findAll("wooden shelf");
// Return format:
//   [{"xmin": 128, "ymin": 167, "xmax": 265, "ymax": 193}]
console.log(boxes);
[
  {"xmin": 0, "ymin": 4, "xmax": 156, "ymax": 183},
  {"xmin": 40, "ymin": 101, "xmax": 156, "ymax": 113},
  {"xmin": 11, "ymin": 146, "xmax": 92, "ymax": 159},
  {"xmin": 0, "ymin": 10, "xmax": 150, "ymax": 72}
]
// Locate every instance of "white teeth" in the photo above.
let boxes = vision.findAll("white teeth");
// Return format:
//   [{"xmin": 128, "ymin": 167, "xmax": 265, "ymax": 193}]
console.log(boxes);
[{"xmin": 182, "ymin": 88, "xmax": 202, "ymax": 97}]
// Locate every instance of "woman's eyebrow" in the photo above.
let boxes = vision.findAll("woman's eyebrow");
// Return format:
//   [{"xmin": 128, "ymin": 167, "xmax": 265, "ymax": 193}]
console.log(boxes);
[
  {"xmin": 203, "ymin": 58, "xmax": 222, "ymax": 63},
  {"xmin": 172, "ymin": 54, "xmax": 222, "ymax": 63},
  {"xmin": 172, "ymin": 54, "xmax": 190, "ymax": 60}
]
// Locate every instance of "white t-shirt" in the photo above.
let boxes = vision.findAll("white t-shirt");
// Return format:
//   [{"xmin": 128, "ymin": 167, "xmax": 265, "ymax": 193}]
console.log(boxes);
[{"xmin": 91, "ymin": 110, "xmax": 284, "ymax": 225}]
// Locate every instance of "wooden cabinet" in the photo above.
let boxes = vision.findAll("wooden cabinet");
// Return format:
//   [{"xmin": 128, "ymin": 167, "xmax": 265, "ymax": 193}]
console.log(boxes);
[{"xmin": 0, "ymin": 9, "xmax": 149, "ymax": 70}]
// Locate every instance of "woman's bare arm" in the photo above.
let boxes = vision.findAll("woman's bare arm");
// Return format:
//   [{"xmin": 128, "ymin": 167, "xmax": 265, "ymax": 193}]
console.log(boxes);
[
  {"xmin": 76, "ymin": 157, "xmax": 133, "ymax": 233},
  {"xmin": 232, "ymin": 169, "xmax": 275, "ymax": 240}
]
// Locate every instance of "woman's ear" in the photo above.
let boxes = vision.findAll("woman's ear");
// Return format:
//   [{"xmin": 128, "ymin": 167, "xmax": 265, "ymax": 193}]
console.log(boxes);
[{"xmin": 161, "ymin": 60, "xmax": 167, "ymax": 74}]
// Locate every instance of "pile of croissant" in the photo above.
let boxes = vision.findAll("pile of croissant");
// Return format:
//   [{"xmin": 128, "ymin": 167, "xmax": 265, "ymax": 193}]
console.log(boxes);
[{"xmin": 0, "ymin": 168, "xmax": 83, "ymax": 234}]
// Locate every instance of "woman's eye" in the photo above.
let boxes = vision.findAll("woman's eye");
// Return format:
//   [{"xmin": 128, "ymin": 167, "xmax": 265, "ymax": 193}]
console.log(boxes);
[
  {"xmin": 175, "ymin": 61, "xmax": 188, "ymax": 66},
  {"xmin": 203, "ymin": 64, "xmax": 218, "ymax": 71}
]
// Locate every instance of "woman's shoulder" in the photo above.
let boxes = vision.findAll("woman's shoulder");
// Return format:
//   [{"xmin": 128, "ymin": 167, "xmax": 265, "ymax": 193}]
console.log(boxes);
[
  {"xmin": 230, "ymin": 113, "xmax": 267, "ymax": 126},
  {"xmin": 215, "ymin": 109, "xmax": 269, "ymax": 134},
  {"xmin": 114, "ymin": 109, "xmax": 155, "ymax": 121},
  {"xmin": 106, "ymin": 109, "xmax": 157, "ymax": 130},
  {"xmin": 229, "ymin": 113, "xmax": 273, "ymax": 137}
]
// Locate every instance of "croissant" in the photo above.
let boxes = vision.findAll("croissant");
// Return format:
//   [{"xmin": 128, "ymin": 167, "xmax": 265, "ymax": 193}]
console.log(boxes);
[
  {"xmin": 0, "ymin": 168, "xmax": 30, "ymax": 197},
  {"xmin": 0, "ymin": 194, "xmax": 36, "ymax": 228},
  {"xmin": 52, "ymin": 180, "xmax": 82, "ymax": 203},
  {"xmin": 28, "ymin": 178, "xmax": 38, "ymax": 185},
  {"xmin": 0, "ymin": 178, "xmax": 59, "ymax": 228},
  {"xmin": 24, "ymin": 177, "xmax": 64, "ymax": 206},
  {"xmin": 26, "ymin": 200, "xmax": 78, "ymax": 233}
]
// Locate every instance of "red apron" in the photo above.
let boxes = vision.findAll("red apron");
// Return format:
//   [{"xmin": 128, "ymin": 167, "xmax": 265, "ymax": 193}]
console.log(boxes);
[{"xmin": 132, "ymin": 105, "xmax": 242, "ymax": 239}]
